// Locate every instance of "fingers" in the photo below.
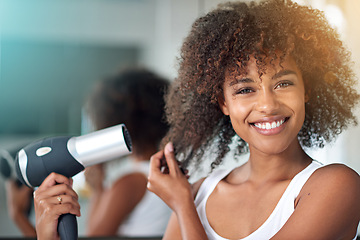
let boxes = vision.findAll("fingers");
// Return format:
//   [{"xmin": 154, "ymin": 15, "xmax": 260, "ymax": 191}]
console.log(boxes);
[
  {"xmin": 36, "ymin": 182, "xmax": 77, "ymax": 201},
  {"xmin": 41, "ymin": 172, "xmax": 72, "ymax": 188},
  {"xmin": 36, "ymin": 194, "xmax": 81, "ymax": 217},
  {"xmin": 147, "ymin": 143, "xmax": 192, "ymax": 212},
  {"xmin": 34, "ymin": 172, "xmax": 80, "ymax": 218},
  {"xmin": 149, "ymin": 142, "xmax": 188, "ymax": 177},
  {"xmin": 149, "ymin": 150, "xmax": 165, "ymax": 174},
  {"xmin": 37, "ymin": 184, "xmax": 78, "ymax": 201},
  {"xmin": 163, "ymin": 142, "xmax": 181, "ymax": 175},
  {"xmin": 36, "ymin": 172, "xmax": 77, "ymax": 198},
  {"xmin": 55, "ymin": 194, "xmax": 81, "ymax": 216},
  {"xmin": 40, "ymin": 194, "xmax": 79, "ymax": 209}
]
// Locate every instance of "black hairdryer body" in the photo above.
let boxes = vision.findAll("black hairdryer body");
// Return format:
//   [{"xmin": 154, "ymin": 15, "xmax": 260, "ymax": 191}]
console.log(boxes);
[{"xmin": 15, "ymin": 124, "xmax": 132, "ymax": 240}]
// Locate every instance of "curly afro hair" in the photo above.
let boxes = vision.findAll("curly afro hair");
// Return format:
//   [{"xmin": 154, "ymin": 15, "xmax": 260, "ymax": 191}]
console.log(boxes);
[
  {"xmin": 162, "ymin": 0, "xmax": 360, "ymax": 170},
  {"xmin": 86, "ymin": 68, "xmax": 170, "ymax": 156}
]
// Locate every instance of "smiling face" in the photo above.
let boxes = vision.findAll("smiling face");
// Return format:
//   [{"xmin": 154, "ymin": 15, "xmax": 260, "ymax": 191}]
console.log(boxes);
[{"xmin": 219, "ymin": 55, "xmax": 306, "ymax": 155}]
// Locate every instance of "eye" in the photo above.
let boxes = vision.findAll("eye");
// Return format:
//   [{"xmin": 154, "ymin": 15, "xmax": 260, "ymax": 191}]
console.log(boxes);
[
  {"xmin": 275, "ymin": 80, "xmax": 294, "ymax": 89},
  {"xmin": 236, "ymin": 88, "xmax": 254, "ymax": 95}
]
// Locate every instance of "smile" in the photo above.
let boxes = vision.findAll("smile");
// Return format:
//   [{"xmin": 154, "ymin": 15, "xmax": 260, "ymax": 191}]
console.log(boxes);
[{"xmin": 253, "ymin": 118, "xmax": 287, "ymax": 130}]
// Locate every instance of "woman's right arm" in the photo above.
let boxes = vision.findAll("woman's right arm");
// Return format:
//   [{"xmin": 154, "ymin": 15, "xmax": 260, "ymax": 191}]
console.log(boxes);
[
  {"xmin": 33, "ymin": 172, "xmax": 81, "ymax": 240},
  {"xmin": 147, "ymin": 142, "xmax": 208, "ymax": 240}
]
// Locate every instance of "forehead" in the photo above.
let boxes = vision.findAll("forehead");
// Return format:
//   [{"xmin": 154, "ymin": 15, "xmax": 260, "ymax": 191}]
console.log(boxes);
[{"xmin": 225, "ymin": 54, "xmax": 301, "ymax": 81}]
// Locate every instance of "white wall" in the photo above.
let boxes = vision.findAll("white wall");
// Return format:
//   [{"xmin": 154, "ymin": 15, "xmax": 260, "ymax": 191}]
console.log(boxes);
[{"xmin": 343, "ymin": 0, "xmax": 360, "ymax": 174}]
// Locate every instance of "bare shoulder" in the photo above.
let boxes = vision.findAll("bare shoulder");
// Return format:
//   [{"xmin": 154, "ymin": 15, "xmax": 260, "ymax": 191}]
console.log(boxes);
[
  {"xmin": 316, "ymin": 162, "xmax": 359, "ymax": 176},
  {"xmin": 306, "ymin": 163, "xmax": 360, "ymax": 190},
  {"xmin": 274, "ymin": 164, "xmax": 360, "ymax": 239},
  {"xmin": 111, "ymin": 172, "xmax": 148, "ymax": 198},
  {"xmin": 300, "ymin": 163, "xmax": 360, "ymax": 214},
  {"xmin": 113, "ymin": 172, "xmax": 148, "ymax": 188}
]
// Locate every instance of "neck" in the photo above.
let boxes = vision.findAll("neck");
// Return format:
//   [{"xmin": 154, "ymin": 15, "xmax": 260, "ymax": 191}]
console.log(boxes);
[{"xmin": 243, "ymin": 140, "xmax": 312, "ymax": 183}]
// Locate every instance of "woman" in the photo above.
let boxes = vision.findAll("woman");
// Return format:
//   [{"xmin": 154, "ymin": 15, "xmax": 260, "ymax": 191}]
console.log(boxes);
[{"xmin": 147, "ymin": 0, "xmax": 360, "ymax": 239}]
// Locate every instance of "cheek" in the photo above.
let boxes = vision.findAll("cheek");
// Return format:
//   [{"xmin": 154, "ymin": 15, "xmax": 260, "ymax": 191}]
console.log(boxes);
[
  {"xmin": 291, "ymin": 94, "xmax": 306, "ymax": 124},
  {"xmin": 227, "ymin": 101, "xmax": 252, "ymax": 124}
]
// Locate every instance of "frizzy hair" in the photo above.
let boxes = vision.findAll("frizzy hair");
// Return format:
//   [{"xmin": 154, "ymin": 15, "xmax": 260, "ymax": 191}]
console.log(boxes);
[
  {"xmin": 86, "ymin": 68, "xmax": 170, "ymax": 156},
  {"xmin": 162, "ymin": 0, "xmax": 360, "ymax": 170}
]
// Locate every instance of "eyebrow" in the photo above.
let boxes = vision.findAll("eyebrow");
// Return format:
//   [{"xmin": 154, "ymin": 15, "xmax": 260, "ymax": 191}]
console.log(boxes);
[
  {"xmin": 229, "ymin": 78, "xmax": 254, "ymax": 86},
  {"xmin": 272, "ymin": 70, "xmax": 298, "ymax": 79},
  {"xmin": 228, "ymin": 69, "xmax": 298, "ymax": 87}
]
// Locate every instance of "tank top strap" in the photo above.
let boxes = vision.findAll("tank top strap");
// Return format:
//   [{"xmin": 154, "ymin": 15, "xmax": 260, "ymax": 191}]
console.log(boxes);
[{"xmin": 285, "ymin": 160, "xmax": 323, "ymax": 200}]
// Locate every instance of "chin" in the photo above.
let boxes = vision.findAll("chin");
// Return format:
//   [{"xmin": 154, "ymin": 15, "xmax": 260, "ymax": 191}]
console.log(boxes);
[{"xmin": 251, "ymin": 141, "xmax": 291, "ymax": 156}]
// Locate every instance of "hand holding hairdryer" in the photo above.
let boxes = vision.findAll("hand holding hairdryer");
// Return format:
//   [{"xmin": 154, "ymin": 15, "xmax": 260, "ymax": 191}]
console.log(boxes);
[{"xmin": 15, "ymin": 124, "xmax": 132, "ymax": 240}]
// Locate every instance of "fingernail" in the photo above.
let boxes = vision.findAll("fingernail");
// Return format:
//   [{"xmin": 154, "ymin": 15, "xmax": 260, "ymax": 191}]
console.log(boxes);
[{"xmin": 166, "ymin": 142, "xmax": 174, "ymax": 152}]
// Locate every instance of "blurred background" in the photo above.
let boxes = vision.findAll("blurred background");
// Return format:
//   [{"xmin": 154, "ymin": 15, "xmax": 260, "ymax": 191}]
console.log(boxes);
[{"xmin": 0, "ymin": 0, "xmax": 359, "ymax": 237}]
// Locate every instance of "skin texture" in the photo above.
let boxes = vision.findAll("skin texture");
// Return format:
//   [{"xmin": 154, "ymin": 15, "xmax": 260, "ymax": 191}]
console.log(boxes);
[{"xmin": 147, "ymin": 55, "xmax": 360, "ymax": 239}]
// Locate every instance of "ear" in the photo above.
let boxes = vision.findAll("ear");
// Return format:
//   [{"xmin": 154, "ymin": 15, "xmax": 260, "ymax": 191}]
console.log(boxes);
[{"xmin": 218, "ymin": 94, "xmax": 230, "ymax": 116}]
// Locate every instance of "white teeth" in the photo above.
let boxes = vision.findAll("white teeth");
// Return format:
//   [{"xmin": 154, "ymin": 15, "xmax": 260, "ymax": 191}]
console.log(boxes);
[{"xmin": 254, "ymin": 119, "xmax": 285, "ymax": 130}]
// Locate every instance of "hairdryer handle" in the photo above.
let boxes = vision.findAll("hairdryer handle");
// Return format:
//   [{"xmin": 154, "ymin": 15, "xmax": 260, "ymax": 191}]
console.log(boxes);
[{"xmin": 58, "ymin": 213, "xmax": 78, "ymax": 240}]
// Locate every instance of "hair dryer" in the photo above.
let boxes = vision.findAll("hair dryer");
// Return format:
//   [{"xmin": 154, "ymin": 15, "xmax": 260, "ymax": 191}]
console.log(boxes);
[{"xmin": 15, "ymin": 124, "xmax": 132, "ymax": 240}]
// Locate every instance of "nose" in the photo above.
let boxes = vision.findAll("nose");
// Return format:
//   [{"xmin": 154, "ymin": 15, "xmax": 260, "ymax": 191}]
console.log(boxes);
[{"xmin": 255, "ymin": 88, "xmax": 279, "ymax": 114}]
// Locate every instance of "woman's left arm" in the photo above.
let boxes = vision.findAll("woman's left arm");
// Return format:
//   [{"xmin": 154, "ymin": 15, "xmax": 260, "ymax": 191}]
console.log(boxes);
[{"xmin": 272, "ymin": 164, "xmax": 360, "ymax": 240}]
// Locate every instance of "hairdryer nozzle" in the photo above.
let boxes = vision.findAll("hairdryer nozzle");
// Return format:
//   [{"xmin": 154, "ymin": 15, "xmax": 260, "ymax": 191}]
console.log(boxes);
[{"xmin": 67, "ymin": 124, "xmax": 132, "ymax": 167}]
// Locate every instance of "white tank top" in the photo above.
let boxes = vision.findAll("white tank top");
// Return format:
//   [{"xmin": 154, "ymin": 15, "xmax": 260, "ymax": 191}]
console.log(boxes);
[{"xmin": 195, "ymin": 161, "xmax": 329, "ymax": 240}]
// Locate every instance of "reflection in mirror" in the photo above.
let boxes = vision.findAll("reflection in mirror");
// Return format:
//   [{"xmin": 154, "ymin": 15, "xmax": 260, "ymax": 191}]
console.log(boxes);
[{"xmin": 0, "ymin": 0, "xmax": 156, "ymax": 237}]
